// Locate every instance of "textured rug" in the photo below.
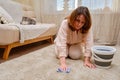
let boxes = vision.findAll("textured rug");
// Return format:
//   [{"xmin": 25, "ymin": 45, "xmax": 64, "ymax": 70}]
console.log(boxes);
[{"xmin": 0, "ymin": 44, "xmax": 120, "ymax": 80}]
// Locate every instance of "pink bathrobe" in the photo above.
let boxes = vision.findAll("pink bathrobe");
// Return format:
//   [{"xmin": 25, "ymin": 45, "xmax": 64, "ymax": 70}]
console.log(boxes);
[{"xmin": 54, "ymin": 19, "xmax": 93, "ymax": 58}]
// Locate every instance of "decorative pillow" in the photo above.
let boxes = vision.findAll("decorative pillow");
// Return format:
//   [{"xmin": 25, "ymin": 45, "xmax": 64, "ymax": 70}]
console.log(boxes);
[
  {"xmin": 20, "ymin": 17, "xmax": 36, "ymax": 25},
  {"xmin": 0, "ymin": 17, "xmax": 3, "ymax": 24},
  {"xmin": 0, "ymin": 6, "xmax": 14, "ymax": 24},
  {"xmin": 0, "ymin": 16, "xmax": 8, "ymax": 24}
]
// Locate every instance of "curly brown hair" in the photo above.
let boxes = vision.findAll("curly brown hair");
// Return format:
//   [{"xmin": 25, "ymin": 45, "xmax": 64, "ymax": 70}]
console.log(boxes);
[{"xmin": 68, "ymin": 6, "xmax": 92, "ymax": 34}]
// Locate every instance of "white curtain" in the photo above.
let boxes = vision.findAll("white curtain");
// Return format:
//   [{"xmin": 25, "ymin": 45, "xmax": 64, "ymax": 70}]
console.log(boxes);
[
  {"xmin": 13, "ymin": 0, "xmax": 120, "ymax": 45},
  {"xmin": 79, "ymin": 0, "xmax": 120, "ymax": 46}
]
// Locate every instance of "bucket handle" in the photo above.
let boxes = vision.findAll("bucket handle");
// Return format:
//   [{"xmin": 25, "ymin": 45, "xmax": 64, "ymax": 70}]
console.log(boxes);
[{"xmin": 93, "ymin": 53, "xmax": 113, "ymax": 62}]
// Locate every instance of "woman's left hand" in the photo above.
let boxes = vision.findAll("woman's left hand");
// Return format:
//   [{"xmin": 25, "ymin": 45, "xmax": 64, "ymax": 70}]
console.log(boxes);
[
  {"xmin": 84, "ymin": 60, "xmax": 96, "ymax": 69},
  {"xmin": 84, "ymin": 57, "xmax": 96, "ymax": 69}
]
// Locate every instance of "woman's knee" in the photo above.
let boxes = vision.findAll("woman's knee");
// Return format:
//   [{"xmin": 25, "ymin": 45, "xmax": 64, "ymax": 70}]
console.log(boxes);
[{"xmin": 68, "ymin": 44, "xmax": 83, "ymax": 60}]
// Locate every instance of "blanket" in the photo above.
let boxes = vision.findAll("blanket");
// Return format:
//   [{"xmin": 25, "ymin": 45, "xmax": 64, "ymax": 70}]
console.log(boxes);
[{"xmin": 9, "ymin": 24, "xmax": 51, "ymax": 43}]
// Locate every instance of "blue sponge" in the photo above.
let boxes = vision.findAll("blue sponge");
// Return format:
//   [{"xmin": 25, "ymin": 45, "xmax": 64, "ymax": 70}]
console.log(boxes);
[{"xmin": 57, "ymin": 67, "xmax": 71, "ymax": 73}]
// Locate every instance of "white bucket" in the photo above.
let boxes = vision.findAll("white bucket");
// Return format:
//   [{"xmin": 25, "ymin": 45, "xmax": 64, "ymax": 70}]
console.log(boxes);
[{"xmin": 91, "ymin": 46, "xmax": 116, "ymax": 69}]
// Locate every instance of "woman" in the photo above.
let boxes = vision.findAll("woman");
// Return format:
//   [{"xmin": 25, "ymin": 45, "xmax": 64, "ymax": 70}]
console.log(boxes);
[{"xmin": 54, "ymin": 6, "xmax": 95, "ymax": 71}]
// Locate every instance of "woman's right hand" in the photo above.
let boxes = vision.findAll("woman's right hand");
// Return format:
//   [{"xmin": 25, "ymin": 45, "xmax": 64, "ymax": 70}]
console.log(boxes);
[
  {"xmin": 60, "ymin": 56, "xmax": 68, "ymax": 71},
  {"xmin": 60, "ymin": 63, "xmax": 68, "ymax": 71}
]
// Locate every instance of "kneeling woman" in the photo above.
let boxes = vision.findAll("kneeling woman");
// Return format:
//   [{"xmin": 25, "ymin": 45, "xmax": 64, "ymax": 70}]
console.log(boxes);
[{"xmin": 54, "ymin": 6, "xmax": 95, "ymax": 71}]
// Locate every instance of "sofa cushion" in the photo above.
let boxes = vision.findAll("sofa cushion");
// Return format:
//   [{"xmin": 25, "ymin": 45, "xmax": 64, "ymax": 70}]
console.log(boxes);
[
  {"xmin": 23, "ymin": 11, "xmax": 36, "ymax": 19},
  {"xmin": 0, "ymin": 6, "xmax": 14, "ymax": 24},
  {"xmin": 22, "ymin": 5, "xmax": 33, "ymax": 11},
  {"xmin": 22, "ymin": 4, "xmax": 36, "ymax": 20}
]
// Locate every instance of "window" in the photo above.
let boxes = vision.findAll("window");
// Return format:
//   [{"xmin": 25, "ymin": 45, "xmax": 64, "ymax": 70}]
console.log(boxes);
[
  {"xmin": 57, "ymin": 0, "xmax": 112, "ymax": 11},
  {"xmin": 57, "ymin": 0, "xmax": 64, "ymax": 11},
  {"xmin": 68, "ymin": 0, "xmax": 75, "ymax": 10},
  {"xmin": 81, "ymin": 0, "xmax": 112, "ymax": 10},
  {"xmin": 57, "ymin": 0, "xmax": 77, "ymax": 11}
]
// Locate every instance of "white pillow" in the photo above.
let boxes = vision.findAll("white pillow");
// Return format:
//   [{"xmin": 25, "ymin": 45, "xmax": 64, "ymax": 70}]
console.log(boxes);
[{"xmin": 0, "ymin": 6, "xmax": 14, "ymax": 24}]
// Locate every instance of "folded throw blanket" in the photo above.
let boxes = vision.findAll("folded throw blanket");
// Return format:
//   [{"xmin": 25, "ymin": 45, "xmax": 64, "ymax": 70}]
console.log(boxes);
[{"xmin": 8, "ymin": 23, "xmax": 51, "ymax": 43}]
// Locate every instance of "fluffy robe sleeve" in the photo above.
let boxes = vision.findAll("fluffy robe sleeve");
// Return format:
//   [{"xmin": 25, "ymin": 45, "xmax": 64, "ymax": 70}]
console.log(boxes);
[
  {"xmin": 83, "ymin": 28, "xmax": 94, "ymax": 57},
  {"xmin": 54, "ymin": 20, "xmax": 68, "ymax": 58}
]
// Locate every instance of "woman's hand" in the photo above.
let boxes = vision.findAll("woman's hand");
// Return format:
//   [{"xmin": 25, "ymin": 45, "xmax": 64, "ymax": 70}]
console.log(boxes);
[
  {"xmin": 84, "ymin": 57, "xmax": 96, "ymax": 69},
  {"xmin": 60, "ymin": 63, "xmax": 68, "ymax": 71},
  {"xmin": 60, "ymin": 57, "xmax": 68, "ymax": 71}
]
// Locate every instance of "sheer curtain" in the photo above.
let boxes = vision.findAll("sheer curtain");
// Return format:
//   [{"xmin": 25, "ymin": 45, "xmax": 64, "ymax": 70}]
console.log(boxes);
[
  {"xmin": 13, "ymin": 0, "xmax": 120, "ymax": 45},
  {"xmin": 79, "ymin": 0, "xmax": 120, "ymax": 45},
  {"xmin": 12, "ymin": 0, "xmax": 33, "ymax": 6}
]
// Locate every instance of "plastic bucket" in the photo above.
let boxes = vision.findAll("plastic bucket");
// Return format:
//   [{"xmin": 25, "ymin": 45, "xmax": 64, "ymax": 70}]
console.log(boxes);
[{"xmin": 91, "ymin": 46, "xmax": 116, "ymax": 69}]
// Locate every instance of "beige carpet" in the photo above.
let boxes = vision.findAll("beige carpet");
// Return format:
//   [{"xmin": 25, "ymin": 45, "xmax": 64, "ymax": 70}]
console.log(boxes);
[{"xmin": 0, "ymin": 44, "xmax": 120, "ymax": 80}]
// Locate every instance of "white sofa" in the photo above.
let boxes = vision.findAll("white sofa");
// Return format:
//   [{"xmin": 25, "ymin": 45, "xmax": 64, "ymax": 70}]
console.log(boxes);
[{"xmin": 0, "ymin": 0, "xmax": 57, "ymax": 60}]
